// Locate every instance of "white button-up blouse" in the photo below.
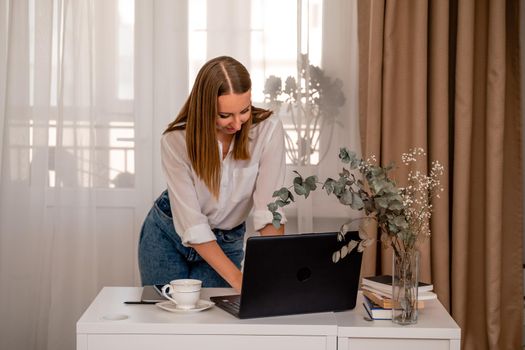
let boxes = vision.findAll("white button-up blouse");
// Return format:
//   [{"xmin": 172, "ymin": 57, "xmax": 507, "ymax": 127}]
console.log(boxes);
[{"xmin": 161, "ymin": 114, "xmax": 287, "ymax": 246}]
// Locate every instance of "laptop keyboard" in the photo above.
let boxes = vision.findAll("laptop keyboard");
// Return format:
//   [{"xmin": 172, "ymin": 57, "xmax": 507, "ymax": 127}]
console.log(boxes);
[{"xmin": 212, "ymin": 295, "xmax": 241, "ymax": 316}]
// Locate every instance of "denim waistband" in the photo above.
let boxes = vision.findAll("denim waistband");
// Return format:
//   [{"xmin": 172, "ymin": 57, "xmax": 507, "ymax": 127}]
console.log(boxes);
[
  {"xmin": 156, "ymin": 190, "xmax": 245, "ymax": 233},
  {"xmin": 213, "ymin": 222, "xmax": 246, "ymax": 235}
]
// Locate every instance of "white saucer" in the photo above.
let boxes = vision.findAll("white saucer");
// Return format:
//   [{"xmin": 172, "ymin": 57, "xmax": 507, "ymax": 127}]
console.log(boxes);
[{"xmin": 156, "ymin": 299, "xmax": 215, "ymax": 313}]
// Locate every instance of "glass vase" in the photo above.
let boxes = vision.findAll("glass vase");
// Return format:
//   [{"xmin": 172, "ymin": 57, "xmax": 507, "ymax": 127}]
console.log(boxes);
[{"xmin": 392, "ymin": 250, "xmax": 419, "ymax": 325}]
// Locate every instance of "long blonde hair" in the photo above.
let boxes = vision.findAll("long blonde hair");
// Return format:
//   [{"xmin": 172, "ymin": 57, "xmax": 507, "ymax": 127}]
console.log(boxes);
[{"xmin": 164, "ymin": 56, "xmax": 272, "ymax": 198}]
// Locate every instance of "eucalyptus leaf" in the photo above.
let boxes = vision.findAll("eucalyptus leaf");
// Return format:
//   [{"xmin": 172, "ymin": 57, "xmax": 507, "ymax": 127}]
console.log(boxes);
[
  {"xmin": 347, "ymin": 174, "xmax": 356, "ymax": 185},
  {"xmin": 292, "ymin": 171, "xmax": 303, "ymax": 184},
  {"xmin": 304, "ymin": 188, "xmax": 311, "ymax": 199},
  {"xmin": 273, "ymin": 187, "xmax": 292, "ymax": 202},
  {"xmin": 339, "ymin": 190, "xmax": 353, "ymax": 205},
  {"xmin": 340, "ymin": 245, "xmax": 349, "ymax": 259},
  {"xmin": 370, "ymin": 166, "xmax": 384, "ymax": 178},
  {"xmin": 351, "ymin": 193, "xmax": 364, "ymax": 210},
  {"xmin": 267, "ymin": 202, "xmax": 278, "ymax": 212},
  {"xmin": 375, "ymin": 197, "xmax": 389, "ymax": 208},
  {"xmin": 388, "ymin": 199, "xmax": 404, "ymax": 210},
  {"xmin": 275, "ymin": 199, "xmax": 288, "ymax": 207},
  {"xmin": 294, "ymin": 183, "xmax": 307, "ymax": 196},
  {"xmin": 339, "ymin": 148, "xmax": 351, "ymax": 163},
  {"xmin": 347, "ymin": 240, "xmax": 358, "ymax": 253},
  {"xmin": 333, "ymin": 177, "xmax": 347, "ymax": 195},
  {"xmin": 273, "ymin": 187, "xmax": 287, "ymax": 198},
  {"xmin": 381, "ymin": 181, "xmax": 394, "ymax": 193},
  {"xmin": 388, "ymin": 223, "xmax": 399, "ymax": 233},
  {"xmin": 279, "ymin": 190, "xmax": 290, "ymax": 201},
  {"xmin": 361, "ymin": 238, "xmax": 374, "ymax": 248},
  {"xmin": 393, "ymin": 215, "xmax": 408, "ymax": 228},
  {"xmin": 323, "ymin": 179, "xmax": 335, "ymax": 195},
  {"xmin": 357, "ymin": 241, "xmax": 366, "ymax": 252},
  {"xmin": 357, "ymin": 229, "xmax": 368, "ymax": 241},
  {"xmin": 272, "ymin": 210, "xmax": 282, "ymax": 228},
  {"xmin": 357, "ymin": 238, "xmax": 374, "ymax": 252},
  {"xmin": 369, "ymin": 179, "xmax": 383, "ymax": 193},
  {"xmin": 305, "ymin": 175, "xmax": 318, "ymax": 190},
  {"xmin": 339, "ymin": 220, "xmax": 359, "ymax": 237}
]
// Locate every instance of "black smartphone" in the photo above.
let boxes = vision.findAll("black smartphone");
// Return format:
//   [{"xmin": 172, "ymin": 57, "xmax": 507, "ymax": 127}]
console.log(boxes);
[
  {"xmin": 153, "ymin": 284, "xmax": 164, "ymax": 295},
  {"xmin": 140, "ymin": 285, "xmax": 167, "ymax": 302}
]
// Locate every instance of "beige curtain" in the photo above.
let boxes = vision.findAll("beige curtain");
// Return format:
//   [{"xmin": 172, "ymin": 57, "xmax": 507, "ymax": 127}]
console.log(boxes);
[{"xmin": 357, "ymin": 0, "xmax": 522, "ymax": 349}]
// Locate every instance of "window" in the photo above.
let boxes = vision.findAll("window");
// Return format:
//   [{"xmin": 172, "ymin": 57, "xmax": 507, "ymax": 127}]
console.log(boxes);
[
  {"xmin": 188, "ymin": 0, "xmax": 329, "ymax": 165},
  {"xmin": 23, "ymin": 0, "xmax": 136, "ymax": 188}
]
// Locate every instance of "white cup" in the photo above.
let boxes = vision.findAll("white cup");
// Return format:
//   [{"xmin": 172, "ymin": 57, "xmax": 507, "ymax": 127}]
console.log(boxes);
[{"xmin": 161, "ymin": 279, "xmax": 202, "ymax": 309}]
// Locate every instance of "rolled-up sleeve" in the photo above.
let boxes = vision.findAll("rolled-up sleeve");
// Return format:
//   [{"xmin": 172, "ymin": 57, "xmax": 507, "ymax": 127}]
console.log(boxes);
[
  {"xmin": 252, "ymin": 118, "xmax": 288, "ymax": 231},
  {"xmin": 161, "ymin": 133, "xmax": 216, "ymax": 246}
]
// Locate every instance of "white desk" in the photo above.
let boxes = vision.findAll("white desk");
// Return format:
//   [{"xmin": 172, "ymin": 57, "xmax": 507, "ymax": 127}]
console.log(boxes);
[
  {"xmin": 77, "ymin": 287, "xmax": 460, "ymax": 350},
  {"xmin": 76, "ymin": 287, "xmax": 338, "ymax": 350}
]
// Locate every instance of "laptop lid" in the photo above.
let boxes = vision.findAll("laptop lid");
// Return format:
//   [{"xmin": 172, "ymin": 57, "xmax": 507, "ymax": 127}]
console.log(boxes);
[{"xmin": 212, "ymin": 231, "xmax": 362, "ymax": 319}]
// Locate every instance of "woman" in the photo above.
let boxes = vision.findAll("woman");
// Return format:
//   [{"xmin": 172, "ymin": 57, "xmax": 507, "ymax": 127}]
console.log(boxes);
[{"xmin": 138, "ymin": 56, "xmax": 286, "ymax": 292}]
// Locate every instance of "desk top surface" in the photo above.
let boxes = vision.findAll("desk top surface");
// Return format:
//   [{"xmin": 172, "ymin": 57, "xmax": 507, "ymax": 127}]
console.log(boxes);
[
  {"xmin": 77, "ymin": 287, "xmax": 460, "ymax": 339},
  {"xmin": 77, "ymin": 287, "xmax": 338, "ymax": 335}
]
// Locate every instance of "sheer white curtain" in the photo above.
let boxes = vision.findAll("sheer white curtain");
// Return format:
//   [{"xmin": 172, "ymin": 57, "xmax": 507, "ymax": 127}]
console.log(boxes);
[
  {"xmin": 0, "ymin": 1, "xmax": 137, "ymax": 349},
  {"xmin": 0, "ymin": 1, "xmax": 359, "ymax": 350}
]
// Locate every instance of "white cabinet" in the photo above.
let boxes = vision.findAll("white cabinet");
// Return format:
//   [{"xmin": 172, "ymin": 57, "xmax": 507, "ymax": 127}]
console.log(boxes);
[
  {"xmin": 340, "ymin": 338, "xmax": 456, "ymax": 350},
  {"xmin": 335, "ymin": 294, "xmax": 461, "ymax": 350},
  {"xmin": 83, "ymin": 334, "xmax": 331, "ymax": 350},
  {"xmin": 77, "ymin": 287, "xmax": 460, "ymax": 350}
]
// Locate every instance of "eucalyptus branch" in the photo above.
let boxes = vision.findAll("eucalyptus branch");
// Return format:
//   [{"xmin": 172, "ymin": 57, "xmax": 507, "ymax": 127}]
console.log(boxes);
[{"xmin": 268, "ymin": 146, "xmax": 445, "ymax": 262}]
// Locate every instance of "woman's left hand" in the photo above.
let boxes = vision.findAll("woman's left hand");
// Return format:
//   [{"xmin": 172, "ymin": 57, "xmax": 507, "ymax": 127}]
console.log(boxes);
[{"xmin": 259, "ymin": 223, "xmax": 285, "ymax": 236}]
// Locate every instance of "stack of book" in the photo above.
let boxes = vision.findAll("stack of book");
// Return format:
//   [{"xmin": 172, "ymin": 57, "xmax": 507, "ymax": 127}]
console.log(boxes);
[{"xmin": 361, "ymin": 275, "xmax": 436, "ymax": 320}]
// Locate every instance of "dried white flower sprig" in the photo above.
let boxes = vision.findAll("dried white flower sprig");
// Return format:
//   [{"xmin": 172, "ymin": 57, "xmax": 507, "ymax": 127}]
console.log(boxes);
[
  {"xmin": 393, "ymin": 148, "xmax": 445, "ymax": 253},
  {"xmin": 268, "ymin": 147, "xmax": 445, "ymax": 262}
]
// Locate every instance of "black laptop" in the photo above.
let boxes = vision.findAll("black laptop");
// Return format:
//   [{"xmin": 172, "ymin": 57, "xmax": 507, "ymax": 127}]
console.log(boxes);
[{"xmin": 210, "ymin": 231, "xmax": 363, "ymax": 319}]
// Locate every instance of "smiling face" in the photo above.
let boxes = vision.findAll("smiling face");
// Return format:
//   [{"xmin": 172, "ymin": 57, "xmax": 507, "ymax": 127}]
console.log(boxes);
[{"xmin": 215, "ymin": 90, "xmax": 252, "ymax": 141}]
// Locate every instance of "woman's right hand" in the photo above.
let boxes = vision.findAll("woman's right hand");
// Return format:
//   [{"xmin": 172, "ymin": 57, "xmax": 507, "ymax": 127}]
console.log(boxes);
[
  {"xmin": 231, "ymin": 271, "xmax": 243, "ymax": 293},
  {"xmin": 190, "ymin": 241, "xmax": 243, "ymax": 293}
]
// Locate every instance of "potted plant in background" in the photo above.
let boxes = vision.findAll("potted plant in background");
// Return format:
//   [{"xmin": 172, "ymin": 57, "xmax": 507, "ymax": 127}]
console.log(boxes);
[
  {"xmin": 263, "ymin": 54, "xmax": 346, "ymax": 166},
  {"xmin": 268, "ymin": 147, "xmax": 444, "ymax": 325}
]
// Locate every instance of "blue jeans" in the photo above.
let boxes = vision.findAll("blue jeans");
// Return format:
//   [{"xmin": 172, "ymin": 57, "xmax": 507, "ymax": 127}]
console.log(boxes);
[{"xmin": 138, "ymin": 190, "xmax": 245, "ymax": 287}]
